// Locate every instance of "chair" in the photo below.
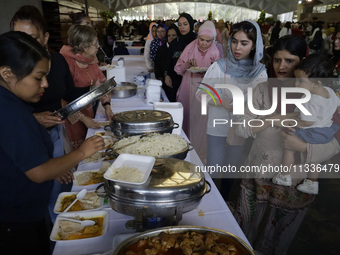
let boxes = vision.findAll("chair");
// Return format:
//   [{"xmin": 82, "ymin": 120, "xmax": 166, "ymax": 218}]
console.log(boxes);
[{"xmin": 114, "ymin": 42, "xmax": 129, "ymax": 55}]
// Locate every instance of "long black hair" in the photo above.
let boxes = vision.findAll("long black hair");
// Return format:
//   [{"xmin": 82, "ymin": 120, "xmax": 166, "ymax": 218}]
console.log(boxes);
[
  {"xmin": 0, "ymin": 31, "xmax": 50, "ymax": 82},
  {"xmin": 273, "ymin": 34, "xmax": 307, "ymax": 60}
]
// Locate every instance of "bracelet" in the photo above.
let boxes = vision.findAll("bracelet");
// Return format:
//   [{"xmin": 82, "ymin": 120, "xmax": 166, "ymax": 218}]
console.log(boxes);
[{"xmin": 102, "ymin": 102, "xmax": 111, "ymax": 107}]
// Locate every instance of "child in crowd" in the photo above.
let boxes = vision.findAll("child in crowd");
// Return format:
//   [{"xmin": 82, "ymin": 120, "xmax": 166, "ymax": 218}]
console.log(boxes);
[{"xmin": 273, "ymin": 53, "xmax": 340, "ymax": 194}]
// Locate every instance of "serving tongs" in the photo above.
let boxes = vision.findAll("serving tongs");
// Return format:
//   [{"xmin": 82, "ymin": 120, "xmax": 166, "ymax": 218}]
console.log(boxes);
[{"xmin": 105, "ymin": 134, "xmax": 151, "ymax": 158}]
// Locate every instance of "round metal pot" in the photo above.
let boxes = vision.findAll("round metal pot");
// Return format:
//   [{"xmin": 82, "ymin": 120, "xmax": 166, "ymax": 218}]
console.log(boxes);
[
  {"xmin": 104, "ymin": 110, "xmax": 179, "ymax": 137},
  {"xmin": 96, "ymin": 158, "xmax": 210, "ymax": 231},
  {"xmin": 111, "ymin": 82, "xmax": 137, "ymax": 99},
  {"xmin": 54, "ymin": 78, "xmax": 116, "ymax": 120},
  {"xmin": 113, "ymin": 225, "xmax": 255, "ymax": 255}
]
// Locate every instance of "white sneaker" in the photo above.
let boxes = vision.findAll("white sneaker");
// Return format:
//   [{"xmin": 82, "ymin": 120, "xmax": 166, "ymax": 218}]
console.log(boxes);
[
  {"xmin": 272, "ymin": 173, "xmax": 292, "ymax": 186},
  {"xmin": 297, "ymin": 179, "xmax": 319, "ymax": 194}
]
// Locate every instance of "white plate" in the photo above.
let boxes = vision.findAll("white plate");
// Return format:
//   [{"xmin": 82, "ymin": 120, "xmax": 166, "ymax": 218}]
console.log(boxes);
[
  {"xmin": 99, "ymin": 65, "xmax": 116, "ymax": 71},
  {"xmin": 50, "ymin": 210, "xmax": 108, "ymax": 241},
  {"xmin": 93, "ymin": 119, "xmax": 111, "ymax": 127},
  {"xmin": 104, "ymin": 154, "xmax": 155, "ymax": 185},
  {"xmin": 94, "ymin": 130, "xmax": 113, "ymax": 137},
  {"xmin": 102, "ymin": 136, "xmax": 114, "ymax": 150},
  {"xmin": 53, "ymin": 190, "xmax": 104, "ymax": 214},
  {"xmin": 78, "ymin": 152, "xmax": 106, "ymax": 166},
  {"xmin": 186, "ymin": 67, "xmax": 208, "ymax": 73},
  {"xmin": 73, "ymin": 169, "xmax": 105, "ymax": 190}
]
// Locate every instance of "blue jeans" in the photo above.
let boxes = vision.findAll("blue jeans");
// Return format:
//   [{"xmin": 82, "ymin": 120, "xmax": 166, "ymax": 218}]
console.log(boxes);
[{"xmin": 48, "ymin": 125, "xmax": 72, "ymax": 223}]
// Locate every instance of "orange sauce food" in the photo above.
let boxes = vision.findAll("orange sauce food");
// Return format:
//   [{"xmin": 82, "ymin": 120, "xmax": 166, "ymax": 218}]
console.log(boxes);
[
  {"xmin": 60, "ymin": 195, "xmax": 82, "ymax": 212},
  {"xmin": 58, "ymin": 217, "xmax": 104, "ymax": 240},
  {"xmin": 118, "ymin": 231, "xmax": 251, "ymax": 255}
]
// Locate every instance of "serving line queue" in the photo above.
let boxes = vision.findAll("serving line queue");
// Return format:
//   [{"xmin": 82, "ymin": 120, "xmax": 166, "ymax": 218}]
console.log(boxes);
[{"xmin": 52, "ymin": 63, "xmax": 251, "ymax": 255}]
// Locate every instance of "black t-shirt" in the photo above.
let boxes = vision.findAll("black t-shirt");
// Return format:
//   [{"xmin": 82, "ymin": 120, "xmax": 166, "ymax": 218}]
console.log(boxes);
[{"xmin": 31, "ymin": 52, "xmax": 89, "ymax": 113}]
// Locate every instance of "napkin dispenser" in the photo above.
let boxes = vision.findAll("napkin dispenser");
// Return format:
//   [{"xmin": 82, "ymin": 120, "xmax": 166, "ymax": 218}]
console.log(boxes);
[{"xmin": 145, "ymin": 79, "xmax": 162, "ymax": 105}]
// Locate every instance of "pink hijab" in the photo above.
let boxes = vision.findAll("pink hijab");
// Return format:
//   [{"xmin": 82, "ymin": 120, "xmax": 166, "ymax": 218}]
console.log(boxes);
[{"xmin": 177, "ymin": 20, "xmax": 220, "ymax": 70}]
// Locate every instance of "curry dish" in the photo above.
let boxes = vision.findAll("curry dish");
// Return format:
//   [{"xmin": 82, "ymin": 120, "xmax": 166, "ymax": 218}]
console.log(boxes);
[
  {"xmin": 57, "ymin": 216, "xmax": 104, "ymax": 240},
  {"xmin": 59, "ymin": 192, "xmax": 100, "ymax": 212},
  {"xmin": 118, "ymin": 231, "xmax": 249, "ymax": 255}
]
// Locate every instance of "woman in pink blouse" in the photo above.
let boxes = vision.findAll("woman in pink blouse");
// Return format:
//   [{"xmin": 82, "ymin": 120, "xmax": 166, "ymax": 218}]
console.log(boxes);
[{"xmin": 60, "ymin": 25, "xmax": 114, "ymax": 150}]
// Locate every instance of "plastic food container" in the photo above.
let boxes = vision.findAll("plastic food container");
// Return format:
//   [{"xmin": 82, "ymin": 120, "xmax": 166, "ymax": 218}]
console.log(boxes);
[
  {"xmin": 50, "ymin": 210, "xmax": 109, "ymax": 241},
  {"xmin": 104, "ymin": 154, "xmax": 155, "ymax": 185},
  {"xmin": 53, "ymin": 190, "xmax": 104, "ymax": 214}
]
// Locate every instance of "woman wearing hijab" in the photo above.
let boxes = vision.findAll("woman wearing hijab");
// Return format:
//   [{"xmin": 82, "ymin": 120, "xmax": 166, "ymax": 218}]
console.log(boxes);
[
  {"xmin": 269, "ymin": 20, "xmax": 281, "ymax": 45},
  {"xmin": 144, "ymin": 22, "xmax": 157, "ymax": 72},
  {"xmin": 154, "ymin": 24, "xmax": 181, "ymax": 99},
  {"xmin": 150, "ymin": 23, "xmax": 167, "ymax": 62},
  {"xmin": 164, "ymin": 13, "xmax": 196, "ymax": 102},
  {"xmin": 197, "ymin": 20, "xmax": 267, "ymax": 197},
  {"xmin": 175, "ymin": 20, "xmax": 220, "ymax": 161}
]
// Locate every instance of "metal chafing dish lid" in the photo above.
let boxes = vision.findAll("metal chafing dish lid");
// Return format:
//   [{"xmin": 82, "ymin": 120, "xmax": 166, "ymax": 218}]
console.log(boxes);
[
  {"xmin": 54, "ymin": 77, "xmax": 116, "ymax": 120},
  {"xmin": 111, "ymin": 110, "xmax": 174, "ymax": 131},
  {"xmin": 105, "ymin": 158, "xmax": 206, "ymax": 203}
]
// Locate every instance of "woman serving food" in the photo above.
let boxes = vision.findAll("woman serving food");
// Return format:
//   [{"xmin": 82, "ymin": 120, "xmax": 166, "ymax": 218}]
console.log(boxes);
[{"xmin": 0, "ymin": 31, "xmax": 105, "ymax": 255}]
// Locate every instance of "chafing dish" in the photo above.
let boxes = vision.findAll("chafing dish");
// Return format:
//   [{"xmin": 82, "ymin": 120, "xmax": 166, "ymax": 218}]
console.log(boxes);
[
  {"xmin": 104, "ymin": 110, "xmax": 179, "ymax": 137},
  {"xmin": 96, "ymin": 158, "xmax": 210, "ymax": 231}
]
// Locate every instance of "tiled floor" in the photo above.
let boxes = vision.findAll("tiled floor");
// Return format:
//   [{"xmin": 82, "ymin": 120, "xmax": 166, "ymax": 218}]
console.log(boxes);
[{"xmin": 220, "ymin": 178, "xmax": 340, "ymax": 254}]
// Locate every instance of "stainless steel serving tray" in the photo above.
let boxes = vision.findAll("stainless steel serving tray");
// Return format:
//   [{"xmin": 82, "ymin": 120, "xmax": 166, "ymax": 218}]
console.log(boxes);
[
  {"xmin": 54, "ymin": 78, "xmax": 116, "ymax": 120},
  {"xmin": 111, "ymin": 82, "xmax": 137, "ymax": 99},
  {"xmin": 113, "ymin": 225, "xmax": 255, "ymax": 255}
]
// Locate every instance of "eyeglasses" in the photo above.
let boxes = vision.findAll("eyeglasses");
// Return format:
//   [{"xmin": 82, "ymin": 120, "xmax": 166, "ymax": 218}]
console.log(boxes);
[
  {"xmin": 92, "ymin": 41, "xmax": 100, "ymax": 47},
  {"xmin": 233, "ymin": 22, "xmax": 255, "ymax": 33},
  {"xmin": 157, "ymin": 30, "xmax": 166, "ymax": 33}
]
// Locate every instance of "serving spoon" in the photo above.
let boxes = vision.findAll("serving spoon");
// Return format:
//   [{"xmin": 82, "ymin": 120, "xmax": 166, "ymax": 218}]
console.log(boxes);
[
  {"xmin": 63, "ymin": 189, "xmax": 87, "ymax": 213},
  {"xmin": 58, "ymin": 217, "xmax": 96, "ymax": 227}
]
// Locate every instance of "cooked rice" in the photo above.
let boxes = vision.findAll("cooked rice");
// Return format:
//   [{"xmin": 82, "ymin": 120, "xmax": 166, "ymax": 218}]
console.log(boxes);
[
  {"xmin": 108, "ymin": 166, "xmax": 143, "ymax": 182},
  {"xmin": 113, "ymin": 133, "xmax": 187, "ymax": 156}
]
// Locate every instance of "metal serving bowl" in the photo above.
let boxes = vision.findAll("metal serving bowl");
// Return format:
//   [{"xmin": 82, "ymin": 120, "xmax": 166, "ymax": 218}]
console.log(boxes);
[
  {"xmin": 54, "ymin": 78, "xmax": 116, "ymax": 120},
  {"xmin": 111, "ymin": 82, "xmax": 137, "ymax": 99},
  {"xmin": 113, "ymin": 225, "xmax": 255, "ymax": 255}
]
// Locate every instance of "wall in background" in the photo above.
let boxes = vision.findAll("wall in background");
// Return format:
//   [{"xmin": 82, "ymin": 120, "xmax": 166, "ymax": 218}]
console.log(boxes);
[{"xmin": 0, "ymin": 0, "xmax": 42, "ymax": 35}]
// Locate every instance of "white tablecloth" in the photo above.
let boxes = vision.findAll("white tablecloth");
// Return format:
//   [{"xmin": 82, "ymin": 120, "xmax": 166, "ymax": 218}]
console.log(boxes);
[
  {"xmin": 106, "ymin": 55, "xmax": 154, "ymax": 83},
  {"xmin": 115, "ymin": 40, "xmax": 140, "ymax": 47},
  {"xmin": 126, "ymin": 46, "xmax": 144, "ymax": 55},
  {"xmin": 52, "ymin": 87, "xmax": 251, "ymax": 255}
]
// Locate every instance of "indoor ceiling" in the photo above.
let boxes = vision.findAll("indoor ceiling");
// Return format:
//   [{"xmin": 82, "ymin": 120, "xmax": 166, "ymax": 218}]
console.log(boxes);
[{"xmin": 95, "ymin": 0, "xmax": 339, "ymax": 16}]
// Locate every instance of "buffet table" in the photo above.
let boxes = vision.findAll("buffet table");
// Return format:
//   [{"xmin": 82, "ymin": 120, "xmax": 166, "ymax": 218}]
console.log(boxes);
[
  {"xmin": 126, "ymin": 46, "xmax": 144, "ymax": 55},
  {"xmin": 106, "ymin": 55, "xmax": 154, "ymax": 83},
  {"xmin": 52, "ymin": 75, "xmax": 251, "ymax": 254}
]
